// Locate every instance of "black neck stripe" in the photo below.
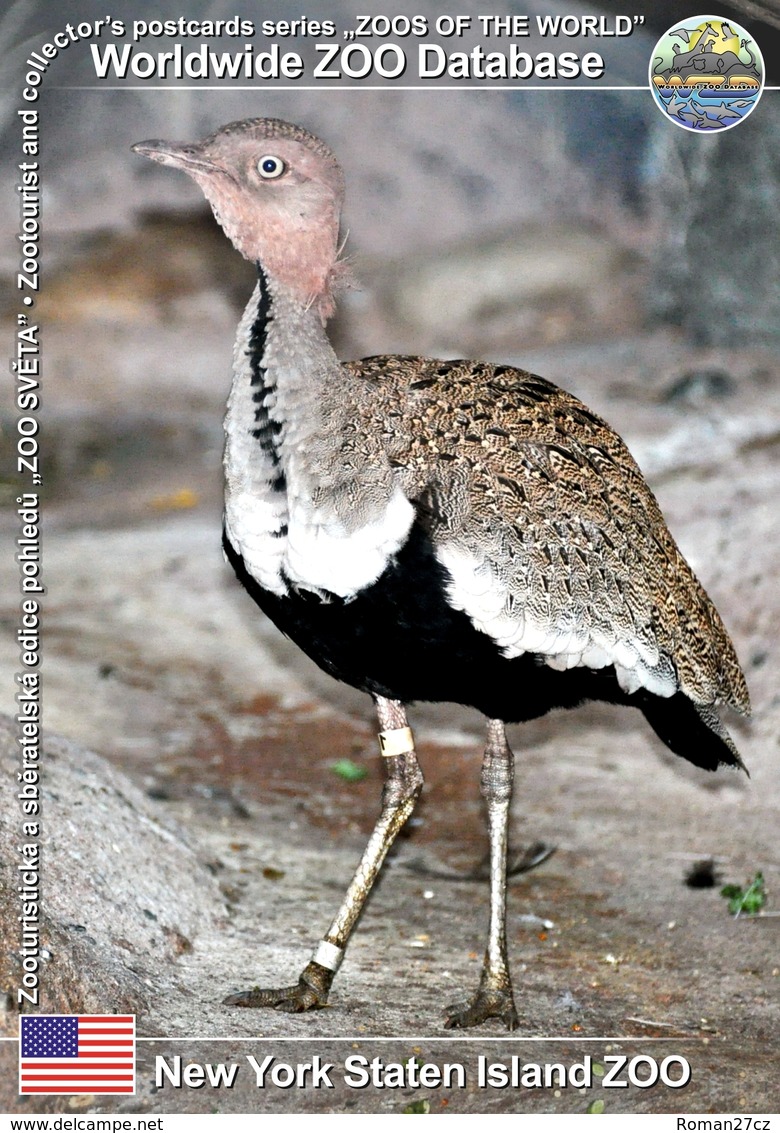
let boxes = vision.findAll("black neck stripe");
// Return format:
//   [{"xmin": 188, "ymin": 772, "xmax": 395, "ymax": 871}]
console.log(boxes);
[{"xmin": 247, "ymin": 264, "xmax": 286, "ymax": 492}]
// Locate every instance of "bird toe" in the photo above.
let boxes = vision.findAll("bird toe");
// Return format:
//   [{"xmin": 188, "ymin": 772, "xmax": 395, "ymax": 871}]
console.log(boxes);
[
  {"xmin": 223, "ymin": 963, "xmax": 333, "ymax": 1012},
  {"xmin": 444, "ymin": 988, "xmax": 519, "ymax": 1031}
]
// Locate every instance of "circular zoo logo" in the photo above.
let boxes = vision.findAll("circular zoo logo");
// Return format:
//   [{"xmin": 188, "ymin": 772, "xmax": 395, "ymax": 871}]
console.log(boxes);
[{"xmin": 650, "ymin": 15, "xmax": 764, "ymax": 132}]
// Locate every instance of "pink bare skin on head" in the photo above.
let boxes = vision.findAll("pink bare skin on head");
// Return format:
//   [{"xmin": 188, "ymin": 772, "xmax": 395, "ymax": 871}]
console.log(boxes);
[{"xmin": 133, "ymin": 118, "xmax": 346, "ymax": 321}]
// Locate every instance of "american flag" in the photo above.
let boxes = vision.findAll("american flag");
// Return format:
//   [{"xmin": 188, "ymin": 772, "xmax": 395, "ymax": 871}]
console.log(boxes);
[{"xmin": 19, "ymin": 1015, "xmax": 136, "ymax": 1095}]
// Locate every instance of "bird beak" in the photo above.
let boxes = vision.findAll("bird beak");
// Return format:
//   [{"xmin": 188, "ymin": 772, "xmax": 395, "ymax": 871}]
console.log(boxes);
[{"xmin": 132, "ymin": 139, "xmax": 223, "ymax": 176}]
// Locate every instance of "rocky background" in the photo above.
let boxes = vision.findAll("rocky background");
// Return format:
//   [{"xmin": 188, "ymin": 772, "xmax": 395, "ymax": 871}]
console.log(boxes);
[{"xmin": 1, "ymin": 0, "xmax": 779, "ymax": 1116}]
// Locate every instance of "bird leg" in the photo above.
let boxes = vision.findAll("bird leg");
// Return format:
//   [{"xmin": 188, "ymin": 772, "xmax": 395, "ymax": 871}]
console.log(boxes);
[
  {"xmin": 445, "ymin": 719, "xmax": 519, "ymax": 1030},
  {"xmin": 224, "ymin": 696, "xmax": 423, "ymax": 1013}
]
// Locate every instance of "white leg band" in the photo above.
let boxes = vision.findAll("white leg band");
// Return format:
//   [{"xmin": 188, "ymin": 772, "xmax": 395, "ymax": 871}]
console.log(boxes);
[
  {"xmin": 377, "ymin": 726, "xmax": 415, "ymax": 758},
  {"xmin": 311, "ymin": 940, "xmax": 344, "ymax": 973}
]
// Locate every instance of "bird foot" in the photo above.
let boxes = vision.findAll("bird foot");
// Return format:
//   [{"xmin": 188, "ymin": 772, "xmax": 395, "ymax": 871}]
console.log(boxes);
[
  {"xmin": 444, "ymin": 987, "xmax": 519, "ymax": 1031},
  {"xmin": 223, "ymin": 961, "xmax": 333, "ymax": 1013}
]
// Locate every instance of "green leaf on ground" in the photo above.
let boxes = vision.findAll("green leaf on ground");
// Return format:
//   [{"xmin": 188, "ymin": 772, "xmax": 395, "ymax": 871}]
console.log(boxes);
[
  {"xmin": 720, "ymin": 872, "xmax": 767, "ymax": 916},
  {"xmin": 330, "ymin": 758, "xmax": 368, "ymax": 782}
]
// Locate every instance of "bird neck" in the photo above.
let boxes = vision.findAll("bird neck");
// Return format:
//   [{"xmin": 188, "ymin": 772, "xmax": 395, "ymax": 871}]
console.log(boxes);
[{"xmin": 224, "ymin": 265, "xmax": 348, "ymax": 497}]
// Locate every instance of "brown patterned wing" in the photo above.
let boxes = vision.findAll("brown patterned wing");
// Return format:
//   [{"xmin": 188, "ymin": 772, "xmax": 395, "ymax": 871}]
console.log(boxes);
[{"xmin": 347, "ymin": 356, "xmax": 749, "ymax": 713}]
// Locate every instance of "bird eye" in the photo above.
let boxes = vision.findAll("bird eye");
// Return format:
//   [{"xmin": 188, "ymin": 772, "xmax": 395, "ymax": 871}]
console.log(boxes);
[{"xmin": 257, "ymin": 155, "xmax": 285, "ymax": 179}]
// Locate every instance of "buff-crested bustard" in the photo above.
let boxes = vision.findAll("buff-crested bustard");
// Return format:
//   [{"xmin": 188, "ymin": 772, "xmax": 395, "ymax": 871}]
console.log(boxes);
[{"xmin": 133, "ymin": 118, "xmax": 749, "ymax": 1031}]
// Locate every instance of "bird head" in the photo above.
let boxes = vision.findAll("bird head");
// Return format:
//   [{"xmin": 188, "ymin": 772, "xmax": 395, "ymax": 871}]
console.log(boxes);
[{"xmin": 133, "ymin": 118, "xmax": 346, "ymax": 319}]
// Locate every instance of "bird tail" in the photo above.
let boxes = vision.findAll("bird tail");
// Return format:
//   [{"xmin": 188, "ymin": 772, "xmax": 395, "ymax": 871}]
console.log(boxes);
[{"xmin": 637, "ymin": 690, "xmax": 748, "ymax": 775}]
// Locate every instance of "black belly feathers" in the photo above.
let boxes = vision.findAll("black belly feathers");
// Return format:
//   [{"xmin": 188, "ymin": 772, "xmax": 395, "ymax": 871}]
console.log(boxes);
[{"xmin": 222, "ymin": 520, "xmax": 740, "ymax": 773}]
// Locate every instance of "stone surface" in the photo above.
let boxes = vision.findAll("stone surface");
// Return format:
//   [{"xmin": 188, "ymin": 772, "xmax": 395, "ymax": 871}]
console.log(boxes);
[{"xmin": 0, "ymin": 716, "xmax": 225, "ymax": 1026}]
